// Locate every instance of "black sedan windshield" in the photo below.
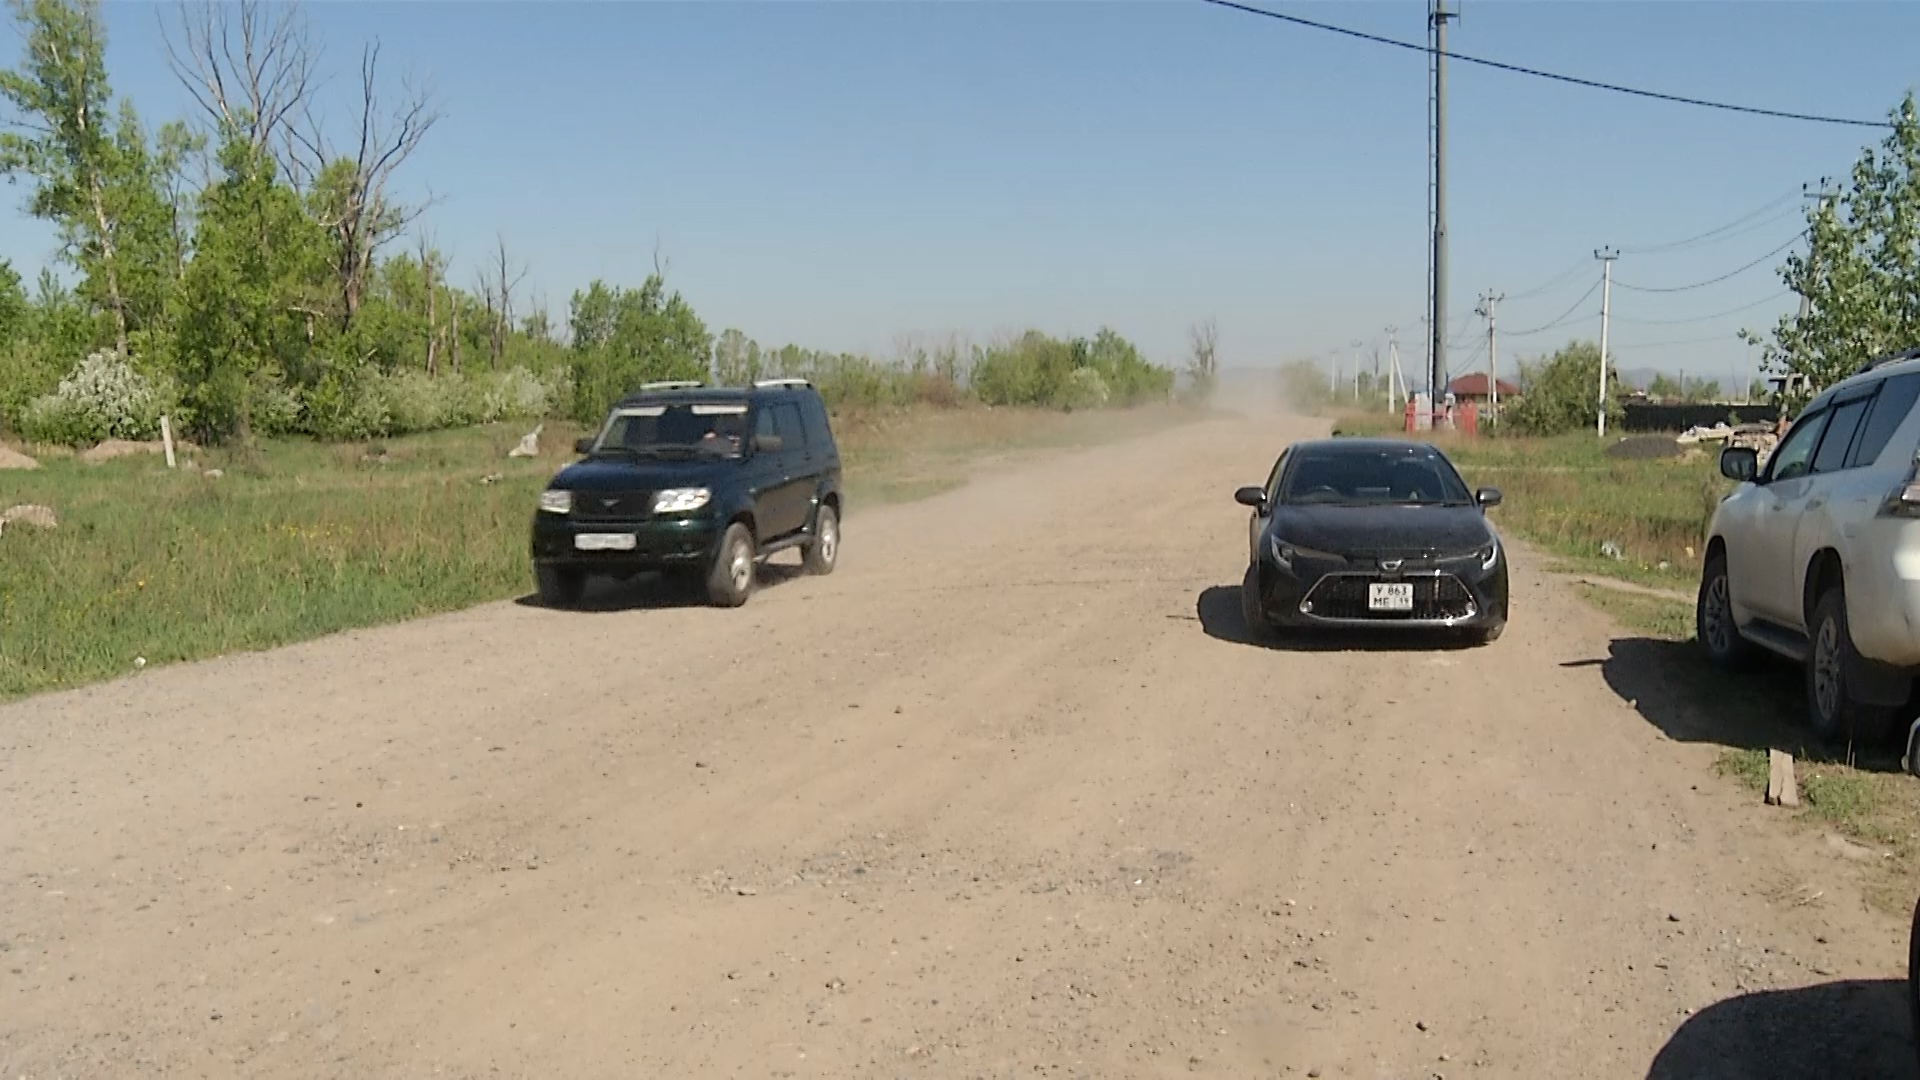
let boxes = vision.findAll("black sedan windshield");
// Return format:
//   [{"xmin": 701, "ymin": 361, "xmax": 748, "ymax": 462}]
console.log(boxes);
[{"xmin": 1280, "ymin": 446, "xmax": 1471, "ymax": 506}]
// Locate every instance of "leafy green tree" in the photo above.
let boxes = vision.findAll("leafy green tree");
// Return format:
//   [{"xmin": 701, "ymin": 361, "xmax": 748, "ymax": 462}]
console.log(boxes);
[
  {"xmin": 1507, "ymin": 340, "xmax": 1623, "ymax": 436},
  {"xmin": 1685, "ymin": 378, "xmax": 1722, "ymax": 404},
  {"xmin": 1752, "ymin": 94, "xmax": 1920, "ymax": 404},
  {"xmin": 713, "ymin": 327, "xmax": 764, "ymax": 386},
  {"xmin": 0, "ymin": 0, "xmax": 175, "ymax": 355},
  {"xmin": 568, "ymin": 275, "xmax": 711, "ymax": 421},
  {"xmin": 172, "ymin": 138, "xmax": 331, "ymax": 438}
]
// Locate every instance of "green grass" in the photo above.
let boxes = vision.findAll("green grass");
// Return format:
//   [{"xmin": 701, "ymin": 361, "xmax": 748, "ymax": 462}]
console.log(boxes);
[
  {"xmin": 0, "ymin": 404, "xmax": 1197, "ymax": 700},
  {"xmin": 1716, "ymin": 747, "xmax": 1772, "ymax": 792}
]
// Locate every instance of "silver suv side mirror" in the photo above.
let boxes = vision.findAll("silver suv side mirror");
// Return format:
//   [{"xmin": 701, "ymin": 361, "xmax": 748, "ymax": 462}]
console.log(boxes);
[{"xmin": 1720, "ymin": 446, "xmax": 1759, "ymax": 482}]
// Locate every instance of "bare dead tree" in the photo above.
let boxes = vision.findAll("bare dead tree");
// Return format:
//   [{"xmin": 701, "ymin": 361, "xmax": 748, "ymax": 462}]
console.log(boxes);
[
  {"xmin": 478, "ymin": 235, "xmax": 529, "ymax": 366},
  {"xmin": 416, "ymin": 231, "xmax": 439, "ymax": 375},
  {"xmin": 1188, "ymin": 319, "xmax": 1219, "ymax": 393},
  {"xmin": 161, "ymin": 0, "xmax": 317, "ymax": 168},
  {"xmin": 288, "ymin": 41, "xmax": 440, "ymax": 328}
]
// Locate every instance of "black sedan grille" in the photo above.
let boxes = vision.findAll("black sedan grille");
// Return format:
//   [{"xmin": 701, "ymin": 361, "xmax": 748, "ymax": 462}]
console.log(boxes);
[
  {"xmin": 572, "ymin": 490, "xmax": 654, "ymax": 522},
  {"xmin": 1301, "ymin": 573, "xmax": 1475, "ymax": 622}
]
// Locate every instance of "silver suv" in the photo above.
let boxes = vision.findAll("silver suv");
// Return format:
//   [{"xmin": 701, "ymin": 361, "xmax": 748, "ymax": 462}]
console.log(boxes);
[{"xmin": 1698, "ymin": 349, "xmax": 1920, "ymax": 741}]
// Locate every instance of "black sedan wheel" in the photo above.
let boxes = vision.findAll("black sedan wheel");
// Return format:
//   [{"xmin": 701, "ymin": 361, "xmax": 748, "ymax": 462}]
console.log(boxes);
[{"xmin": 1240, "ymin": 565, "xmax": 1270, "ymax": 639}]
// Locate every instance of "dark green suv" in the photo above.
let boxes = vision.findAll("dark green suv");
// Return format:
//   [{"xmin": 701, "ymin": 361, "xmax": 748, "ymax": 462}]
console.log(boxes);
[{"xmin": 529, "ymin": 378, "xmax": 843, "ymax": 608}]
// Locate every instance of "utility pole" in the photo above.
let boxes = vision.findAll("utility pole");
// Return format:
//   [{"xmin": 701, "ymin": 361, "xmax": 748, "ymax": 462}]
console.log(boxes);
[
  {"xmin": 1385, "ymin": 325, "xmax": 1401, "ymax": 412},
  {"xmin": 1797, "ymin": 178, "xmax": 1836, "ymax": 336},
  {"xmin": 1328, "ymin": 353, "xmax": 1337, "ymax": 397},
  {"xmin": 1429, "ymin": 0, "xmax": 1458, "ymax": 422},
  {"xmin": 1476, "ymin": 290, "xmax": 1503, "ymax": 422},
  {"xmin": 1351, "ymin": 339, "xmax": 1364, "ymax": 401},
  {"xmin": 1595, "ymin": 247, "xmax": 1618, "ymax": 438}
]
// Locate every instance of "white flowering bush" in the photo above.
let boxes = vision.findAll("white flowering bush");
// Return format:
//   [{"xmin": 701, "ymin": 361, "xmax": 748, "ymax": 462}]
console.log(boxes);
[
  {"xmin": 472, "ymin": 367, "xmax": 557, "ymax": 424},
  {"xmin": 1060, "ymin": 366, "xmax": 1112, "ymax": 411},
  {"xmin": 19, "ymin": 349, "xmax": 174, "ymax": 446},
  {"xmin": 245, "ymin": 368, "xmax": 305, "ymax": 437}
]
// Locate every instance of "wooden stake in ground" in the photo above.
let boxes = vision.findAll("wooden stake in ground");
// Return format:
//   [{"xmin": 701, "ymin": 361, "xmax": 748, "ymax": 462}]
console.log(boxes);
[
  {"xmin": 160, "ymin": 415, "xmax": 176, "ymax": 469},
  {"xmin": 1767, "ymin": 749, "xmax": 1799, "ymax": 808}
]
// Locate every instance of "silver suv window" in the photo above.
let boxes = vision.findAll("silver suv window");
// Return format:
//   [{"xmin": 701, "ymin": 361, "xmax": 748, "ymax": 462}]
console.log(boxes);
[
  {"xmin": 1811, "ymin": 396, "xmax": 1870, "ymax": 474},
  {"xmin": 1769, "ymin": 409, "xmax": 1829, "ymax": 482},
  {"xmin": 1848, "ymin": 371, "xmax": 1920, "ymax": 468}
]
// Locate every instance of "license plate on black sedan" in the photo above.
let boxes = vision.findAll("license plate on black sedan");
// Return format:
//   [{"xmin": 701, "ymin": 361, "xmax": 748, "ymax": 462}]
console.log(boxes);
[{"xmin": 1368, "ymin": 583, "xmax": 1414, "ymax": 612}]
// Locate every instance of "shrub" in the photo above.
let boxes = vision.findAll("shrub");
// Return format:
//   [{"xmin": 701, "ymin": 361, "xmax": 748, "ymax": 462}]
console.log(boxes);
[
  {"xmin": 1507, "ymin": 341, "xmax": 1624, "ymax": 436},
  {"xmin": 1062, "ymin": 367, "xmax": 1111, "ymax": 411},
  {"xmin": 18, "ymin": 349, "xmax": 174, "ymax": 445},
  {"xmin": 245, "ymin": 366, "xmax": 305, "ymax": 437}
]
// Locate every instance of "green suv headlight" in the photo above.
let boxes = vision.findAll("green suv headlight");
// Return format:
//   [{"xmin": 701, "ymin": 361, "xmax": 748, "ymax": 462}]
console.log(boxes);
[
  {"xmin": 653, "ymin": 488, "xmax": 712, "ymax": 514},
  {"xmin": 538, "ymin": 489, "xmax": 572, "ymax": 515}
]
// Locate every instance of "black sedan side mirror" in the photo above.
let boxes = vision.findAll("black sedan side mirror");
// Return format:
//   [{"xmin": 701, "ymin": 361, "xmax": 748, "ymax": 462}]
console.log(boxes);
[
  {"xmin": 1475, "ymin": 487, "xmax": 1503, "ymax": 508},
  {"xmin": 1720, "ymin": 446, "xmax": 1758, "ymax": 482},
  {"xmin": 1234, "ymin": 486, "xmax": 1267, "ymax": 509},
  {"xmin": 752, "ymin": 434, "xmax": 784, "ymax": 454},
  {"xmin": 573, "ymin": 436, "xmax": 595, "ymax": 455}
]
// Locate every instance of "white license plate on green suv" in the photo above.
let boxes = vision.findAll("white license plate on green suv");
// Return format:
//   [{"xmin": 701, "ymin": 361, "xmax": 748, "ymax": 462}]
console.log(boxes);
[
  {"xmin": 1369, "ymin": 583, "xmax": 1414, "ymax": 612},
  {"xmin": 575, "ymin": 533, "xmax": 637, "ymax": 552}
]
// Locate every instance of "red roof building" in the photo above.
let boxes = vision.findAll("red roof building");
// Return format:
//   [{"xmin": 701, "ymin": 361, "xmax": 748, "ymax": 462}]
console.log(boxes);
[{"xmin": 1447, "ymin": 373, "xmax": 1521, "ymax": 401}]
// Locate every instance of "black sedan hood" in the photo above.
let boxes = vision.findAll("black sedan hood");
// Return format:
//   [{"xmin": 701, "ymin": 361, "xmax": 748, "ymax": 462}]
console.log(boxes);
[
  {"xmin": 1270, "ymin": 503, "xmax": 1493, "ymax": 558},
  {"xmin": 550, "ymin": 457, "xmax": 732, "ymax": 492}
]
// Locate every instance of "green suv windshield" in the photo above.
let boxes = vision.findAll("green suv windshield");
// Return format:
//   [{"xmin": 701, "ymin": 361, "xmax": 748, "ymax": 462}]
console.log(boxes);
[{"xmin": 593, "ymin": 403, "xmax": 748, "ymax": 459}]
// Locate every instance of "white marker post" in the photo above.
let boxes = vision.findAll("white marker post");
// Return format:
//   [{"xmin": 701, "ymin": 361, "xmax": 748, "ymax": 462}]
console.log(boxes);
[{"xmin": 160, "ymin": 415, "xmax": 176, "ymax": 469}]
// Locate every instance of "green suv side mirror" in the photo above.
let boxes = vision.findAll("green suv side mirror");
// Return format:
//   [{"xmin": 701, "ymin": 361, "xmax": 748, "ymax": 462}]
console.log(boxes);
[
  {"xmin": 1234, "ymin": 486, "xmax": 1266, "ymax": 509},
  {"xmin": 753, "ymin": 434, "xmax": 784, "ymax": 454},
  {"xmin": 573, "ymin": 437, "xmax": 595, "ymax": 455}
]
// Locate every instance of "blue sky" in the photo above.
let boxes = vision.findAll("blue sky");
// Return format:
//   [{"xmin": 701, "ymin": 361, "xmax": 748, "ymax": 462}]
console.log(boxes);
[{"xmin": 3, "ymin": 1, "xmax": 1916, "ymax": 384}]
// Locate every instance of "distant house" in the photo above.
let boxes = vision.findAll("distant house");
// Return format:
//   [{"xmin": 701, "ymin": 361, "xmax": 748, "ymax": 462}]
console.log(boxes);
[{"xmin": 1446, "ymin": 373, "xmax": 1521, "ymax": 404}]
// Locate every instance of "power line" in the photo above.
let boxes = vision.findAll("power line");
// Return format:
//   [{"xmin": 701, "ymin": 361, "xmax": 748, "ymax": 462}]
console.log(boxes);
[
  {"xmin": 1613, "ymin": 232, "xmax": 1808, "ymax": 293},
  {"xmin": 1194, "ymin": 0, "xmax": 1891, "ymax": 129},
  {"xmin": 1619, "ymin": 190, "xmax": 1803, "ymax": 255},
  {"xmin": 1506, "ymin": 277, "xmax": 1602, "ymax": 337},
  {"xmin": 1504, "ymin": 258, "xmax": 1593, "ymax": 302},
  {"xmin": 1609, "ymin": 290, "xmax": 1794, "ymax": 326},
  {"xmin": 1613, "ymin": 330, "xmax": 1750, "ymax": 350}
]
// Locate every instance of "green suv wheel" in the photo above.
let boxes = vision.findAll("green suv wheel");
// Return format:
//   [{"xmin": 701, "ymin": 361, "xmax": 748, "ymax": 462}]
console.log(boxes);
[
  {"xmin": 536, "ymin": 565, "xmax": 586, "ymax": 608},
  {"xmin": 804, "ymin": 504, "xmax": 840, "ymax": 575},
  {"xmin": 707, "ymin": 523, "xmax": 756, "ymax": 608}
]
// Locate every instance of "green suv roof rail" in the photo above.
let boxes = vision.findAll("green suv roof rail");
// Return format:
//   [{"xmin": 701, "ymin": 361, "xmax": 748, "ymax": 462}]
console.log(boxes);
[
  {"xmin": 639, "ymin": 380, "xmax": 705, "ymax": 392},
  {"xmin": 752, "ymin": 378, "xmax": 813, "ymax": 390}
]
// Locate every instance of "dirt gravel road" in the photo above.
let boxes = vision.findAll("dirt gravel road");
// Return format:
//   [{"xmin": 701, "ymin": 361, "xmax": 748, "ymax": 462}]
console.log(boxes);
[{"xmin": 4, "ymin": 411, "xmax": 1916, "ymax": 1079}]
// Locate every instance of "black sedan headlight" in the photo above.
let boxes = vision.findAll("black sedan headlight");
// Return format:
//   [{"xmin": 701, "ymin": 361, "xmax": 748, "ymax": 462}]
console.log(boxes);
[{"xmin": 1268, "ymin": 535, "xmax": 1343, "ymax": 571}]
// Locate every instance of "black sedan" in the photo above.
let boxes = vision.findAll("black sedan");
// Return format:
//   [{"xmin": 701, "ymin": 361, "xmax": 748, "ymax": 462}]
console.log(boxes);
[{"xmin": 1234, "ymin": 438, "xmax": 1508, "ymax": 643}]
